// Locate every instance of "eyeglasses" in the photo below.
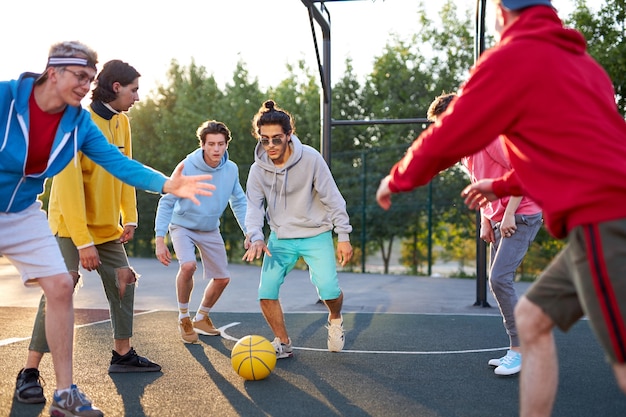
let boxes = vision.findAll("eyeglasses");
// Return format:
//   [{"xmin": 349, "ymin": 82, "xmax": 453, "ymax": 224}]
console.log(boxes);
[
  {"xmin": 65, "ymin": 69, "xmax": 95, "ymax": 86},
  {"xmin": 260, "ymin": 135, "xmax": 286, "ymax": 147}
]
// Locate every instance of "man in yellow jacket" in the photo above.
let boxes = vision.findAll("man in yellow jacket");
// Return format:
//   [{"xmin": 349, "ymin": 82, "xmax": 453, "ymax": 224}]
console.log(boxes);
[{"xmin": 15, "ymin": 60, "xmax": 160, "ymax": 405}]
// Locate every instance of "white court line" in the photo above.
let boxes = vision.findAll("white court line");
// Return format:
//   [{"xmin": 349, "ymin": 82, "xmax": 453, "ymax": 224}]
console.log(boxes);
[
  {"xmin": 0, "ymin": 337, "xmax": 30, "ymax": 347},
  {"xmin": 219, "ymin": 321, "xmax": 508, "ymax": 355},
  {"xmin": 0, "ymin": 309, "xmax": 160, "ymax": 347},
  {"xmin": 1, "ymin": 312, "xmax": 509, "ymax": 355}
]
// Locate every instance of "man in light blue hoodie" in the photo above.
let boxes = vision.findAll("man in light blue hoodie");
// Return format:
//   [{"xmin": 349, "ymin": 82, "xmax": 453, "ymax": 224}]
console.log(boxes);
[
  {"xmin": 242, "ymin": 100, "xmax": 353, "ymax": 359},
  {"xmin": 155, "ymin": 120, "xmax": 247, "ymax": 344},
  {"xmin": 1, "ymin": 41, "xmax": 215, "ymax": 417}
]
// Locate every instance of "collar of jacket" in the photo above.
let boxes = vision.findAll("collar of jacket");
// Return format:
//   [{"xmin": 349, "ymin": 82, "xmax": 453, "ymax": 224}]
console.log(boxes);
[{"xmin": 90, "ymin": 100, "xmax": 116, "ymax": 120}]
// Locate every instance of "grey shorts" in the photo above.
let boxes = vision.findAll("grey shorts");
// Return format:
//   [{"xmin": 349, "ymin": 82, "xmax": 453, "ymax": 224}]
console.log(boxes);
[
  {"xmin": 169, "ymin": 225, "xmax": 230, "ymax": 280},
  {"xmin": 525, "ymin": 218, "xmax": 626, "ymax": 363},
  {"xmin": 0, "ymin": 202, "xmax": 67, "ymax": 286}
]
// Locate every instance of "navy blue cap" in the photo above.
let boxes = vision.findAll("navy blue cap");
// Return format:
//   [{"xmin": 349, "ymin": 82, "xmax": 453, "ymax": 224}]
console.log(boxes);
[{"xmin": 501, "ymin": 0, "xmax": 552, "ymax": 10}]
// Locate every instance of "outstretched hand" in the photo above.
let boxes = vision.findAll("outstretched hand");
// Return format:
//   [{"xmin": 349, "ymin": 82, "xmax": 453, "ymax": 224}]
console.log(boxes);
[
  {"xmin": 376, "ymin": 175, "xmax": 393, "ymax": 210},
  {"xmin": 163, "ymin": 163, "xmax": 215, "ymax": 205},
  {"xmin": 461, "ymin": 179, "xmax": 497, "ymax": 210}
]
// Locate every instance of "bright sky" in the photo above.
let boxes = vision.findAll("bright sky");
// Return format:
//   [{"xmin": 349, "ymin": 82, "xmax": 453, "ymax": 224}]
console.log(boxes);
[{"xmin": 1, "ymin": 0, "xmax": 594, "ymax": 96}]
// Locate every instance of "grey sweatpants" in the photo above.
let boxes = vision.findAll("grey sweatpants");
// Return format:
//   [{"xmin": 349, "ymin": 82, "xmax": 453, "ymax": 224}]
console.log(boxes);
[{"xmin": 489, "ymin": 212, "xmax": 543, "ymax": 348}]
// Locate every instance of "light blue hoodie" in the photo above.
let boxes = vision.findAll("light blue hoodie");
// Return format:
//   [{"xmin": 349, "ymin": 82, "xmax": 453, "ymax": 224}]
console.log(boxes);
[
  {"xmin": 0, "ymin": 73, "xmax": 166, "ymax": 213},
  {"xmin": 154, "ymin": 148, "xmax": 246, "ymax": 236},
  {"xmin": 245, "ymin": 134, "xmax": 351, "ymax": 243}
]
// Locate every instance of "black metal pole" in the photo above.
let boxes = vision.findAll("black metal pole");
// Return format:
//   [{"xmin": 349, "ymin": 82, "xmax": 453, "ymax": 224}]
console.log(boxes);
[{"xmin": 473, "ymin": 0, "xmax": 490, "ymax": 307}]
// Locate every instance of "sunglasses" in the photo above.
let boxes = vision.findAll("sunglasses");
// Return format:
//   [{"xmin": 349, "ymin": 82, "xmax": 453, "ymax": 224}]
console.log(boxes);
[{"xmin": 260, "ymin": 136, "xmax": 285, "ymax": 147}]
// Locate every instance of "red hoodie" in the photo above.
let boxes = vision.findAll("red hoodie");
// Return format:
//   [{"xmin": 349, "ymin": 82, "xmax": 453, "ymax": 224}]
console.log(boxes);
[{"xmin": 387, "ymin": 6, "xmax": 626, "ymax": 239}]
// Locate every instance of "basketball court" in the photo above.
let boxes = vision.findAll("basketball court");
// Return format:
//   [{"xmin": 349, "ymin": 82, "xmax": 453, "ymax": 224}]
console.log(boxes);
[{"xmin": 1, "ymin": 258, "xmax": 625, "ymax": 416}]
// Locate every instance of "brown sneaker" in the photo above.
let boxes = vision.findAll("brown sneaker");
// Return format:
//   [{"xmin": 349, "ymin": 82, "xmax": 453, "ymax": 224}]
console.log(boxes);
[
  {"xmin": 178, "ymin": 317, "xmax": 199, "ymax": 343},
  {"xmin": 193, "ymin": 316, "xmax": 220, "ymax": 336}
]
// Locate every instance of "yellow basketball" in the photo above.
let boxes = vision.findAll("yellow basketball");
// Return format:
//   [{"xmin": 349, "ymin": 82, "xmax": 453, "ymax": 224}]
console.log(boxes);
[{"xmin": 231, "ymin": 335, "xmax": 277, "ymax": 380}]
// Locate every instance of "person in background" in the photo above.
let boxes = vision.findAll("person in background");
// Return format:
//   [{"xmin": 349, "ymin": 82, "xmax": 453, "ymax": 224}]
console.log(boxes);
[
  {"xmin": 375, "ymin": 1, "xmax": 626, "ymax": 415},
  {"xmin": 428, "ymin": 92, "xmax": 543, "ymax": 376},
  {"xmin": 242, "ymin": 100, "xmax": 353, "ymax": 358},
  {"xmin": 155, "ymin": 120, "xmax": 247, "ymax": 344},
  {"xmin": 1, "ymin": 41, "xmax": 214, "ymax": 417}
]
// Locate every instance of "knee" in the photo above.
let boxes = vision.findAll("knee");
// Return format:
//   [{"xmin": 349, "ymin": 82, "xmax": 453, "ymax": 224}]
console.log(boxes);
[
  {"xmin": 117, "ymin": 267, "xmax": 137, "ymax": 283},
  {"xmin": 179, "ymin": 262, "xmax": 197, "ymax": 277},
  {"xmin": 260, "ymin": 298, "xmax": 277, "ymax": 307},
  {"xmin": 42, "ymin": 274, "xmax": 74, "ymax": 303},
  {"xmin": 214, "ymin": 277, "xmax": 230, "ymax": 290},
  {"xmin": 515, "ymin": 296, "xmax": 553, "ymax": 339},
  {"xmin": 69, "ymin": 271, "xmax": 81, "ymax": 288},
  {"xmin": 489, "ymin": 273, "xmax": 512, "ymax": 293}
]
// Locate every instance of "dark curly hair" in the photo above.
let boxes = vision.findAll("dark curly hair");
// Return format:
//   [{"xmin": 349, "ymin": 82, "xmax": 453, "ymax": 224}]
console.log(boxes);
[{"xmin": 251, "ymin": 100, "xmax": 295, "ymax": 138}]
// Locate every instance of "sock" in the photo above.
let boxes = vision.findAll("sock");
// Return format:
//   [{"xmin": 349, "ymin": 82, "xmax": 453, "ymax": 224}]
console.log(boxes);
[
  {"xmin": 178, "ymin": 303, "xmax": 190, "ymax": 320},
  {"xmin": 194, "ymin": 305, "xmax": 210, "ymax": 322},
  {"xmin": 55, "ymin": 386, "xmax": 73, "ymax": 398},
  {"xmin": 329, "ymin": 317, "xmax": 343, "ymax": 325}
]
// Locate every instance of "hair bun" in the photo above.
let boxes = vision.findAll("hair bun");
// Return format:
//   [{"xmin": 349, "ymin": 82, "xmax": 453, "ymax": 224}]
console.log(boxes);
[{"xmin": 264, "ymin": 100, "xmax": 275, "ymax": 111}]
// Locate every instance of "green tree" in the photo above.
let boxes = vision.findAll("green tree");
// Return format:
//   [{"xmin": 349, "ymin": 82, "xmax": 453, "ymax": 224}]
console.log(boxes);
[
  {"xmin": 568, "ymin": 0, "xmax": 626, "ymax": 115},
  {"xmin": 220, "ymin": 61, "xmax": 265, "ymax": 260},
  {"xmin": 268, "ymin": 60, "xmax": 321, "ymax": 148},
  {"xmin": 351, "ymin": 0, "xmax": 476, "ymax": 274},
  {"xmin": 129, "ymin": 59, "xmax": 227, "ymax": 256}
]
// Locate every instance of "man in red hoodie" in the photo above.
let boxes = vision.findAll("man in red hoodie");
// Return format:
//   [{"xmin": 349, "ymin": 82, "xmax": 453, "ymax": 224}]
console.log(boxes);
[{"xmin": 376, "ymin": 1, "xmax": 626, "ymax": 416}]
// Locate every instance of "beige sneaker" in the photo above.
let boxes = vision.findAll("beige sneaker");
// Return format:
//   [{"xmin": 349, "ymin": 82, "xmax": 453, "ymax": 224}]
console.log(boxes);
[
  {"xmin": 193, "ymin": 316, "xmax": 220, "ymax": 336},
  {"xmin": 178, "ymin": 317, "xmax": 199, "ymax": 343}
]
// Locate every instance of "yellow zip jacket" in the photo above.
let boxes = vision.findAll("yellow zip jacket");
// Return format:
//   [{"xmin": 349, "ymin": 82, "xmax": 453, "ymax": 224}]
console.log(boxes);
[{"xmin": 47, "ymin": 103, "xmax": 137, "ymax": 248}]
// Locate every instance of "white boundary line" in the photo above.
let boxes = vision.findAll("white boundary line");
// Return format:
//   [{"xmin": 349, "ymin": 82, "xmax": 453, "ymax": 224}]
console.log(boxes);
[
  {"xmin": 218, "ymin": 321, "xmax": 508, "ymax": 355},
  {"xmin": 1, "ymin": 310, "xmax": 509, "ymax": 355},
  {"xmin": 0, "ymin": 309, "xmax": 160, "ymax": 347}
]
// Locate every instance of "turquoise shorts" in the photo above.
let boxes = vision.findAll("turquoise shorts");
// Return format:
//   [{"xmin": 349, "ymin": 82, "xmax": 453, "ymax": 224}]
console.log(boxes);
[{"xmin": 258, "ymin": 231, "xmax": 342, "ymax": 301}]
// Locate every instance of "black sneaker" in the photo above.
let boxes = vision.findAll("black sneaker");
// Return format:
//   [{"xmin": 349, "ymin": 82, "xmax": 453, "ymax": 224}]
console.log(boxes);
[
  {"xmin": 14, "ymin": 367, "xmax": 46, "ymax": 404},
  {"xmin": 108, "ymin": 347, "xmax": 162, "ymax": 373}
]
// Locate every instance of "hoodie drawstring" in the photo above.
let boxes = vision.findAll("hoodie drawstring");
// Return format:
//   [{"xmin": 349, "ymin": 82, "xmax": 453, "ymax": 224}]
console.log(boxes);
[
  {"xmin": 1, "ymin": 100, "xmax": 15, "ymax": 152},
  {"xmin": 73, "ymin": 126, "xmax": 78, "ymax": 167},
  {"xmin": 269, "ymin": 169, "xmax": 288, "ymax": 211}
]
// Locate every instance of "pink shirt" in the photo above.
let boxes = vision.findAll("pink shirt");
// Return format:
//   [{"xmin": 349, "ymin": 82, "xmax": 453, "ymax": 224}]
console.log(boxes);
[{"xmin": 463, "ymin": 138, "xmax": 541, "ymax": 222}]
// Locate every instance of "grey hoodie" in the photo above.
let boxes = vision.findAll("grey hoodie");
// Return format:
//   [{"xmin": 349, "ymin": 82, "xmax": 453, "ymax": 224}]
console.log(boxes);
[{"xmin": 245, "ymin": 134, "xmax": 351, "ymax": 243}]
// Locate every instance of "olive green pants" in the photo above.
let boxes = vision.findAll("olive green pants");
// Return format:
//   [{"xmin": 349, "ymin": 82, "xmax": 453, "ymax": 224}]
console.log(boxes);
[{"xmin": 29, "ymin": 238, "xmax": 137, "ymax": 352}]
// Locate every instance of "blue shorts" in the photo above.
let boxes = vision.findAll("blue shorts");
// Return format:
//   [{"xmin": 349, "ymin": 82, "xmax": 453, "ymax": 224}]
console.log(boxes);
[{"xmin": 258, "ymin": 231, "xmax": 341, "ymax": 300}]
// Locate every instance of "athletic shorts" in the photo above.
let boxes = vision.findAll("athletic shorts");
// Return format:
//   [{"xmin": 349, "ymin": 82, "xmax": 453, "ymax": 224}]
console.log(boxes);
[
  {"xmin": 525, "ymin": 218, "xmax": 626, "ymax": 364},
  {"xmin": 258, "ymin": 231, "xmax": 342, "ymax": 301},
  {"xmin": 0, "ymin": 201, "xmax": 67, "ymax": 286},
  {"xmin": 169, "ymin": 225, "xmax": 230, "ymax": 280}
]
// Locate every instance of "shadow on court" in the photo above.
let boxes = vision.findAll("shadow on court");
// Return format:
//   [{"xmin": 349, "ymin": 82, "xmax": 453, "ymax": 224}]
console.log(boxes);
[{"xmin": 2, "ymin": 309, "xmax": 625, "ymax": 417}]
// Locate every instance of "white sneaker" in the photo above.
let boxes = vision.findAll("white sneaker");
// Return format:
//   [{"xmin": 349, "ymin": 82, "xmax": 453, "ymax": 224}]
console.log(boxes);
[
  {"xmin": 494, "ymin": 350, "xmax": 522, "ymax": 376},
  {"xmin": 488, "ymin": 354, "xmax": 506, "ymax": 367},
  {"xmin": 326, "ymin": 320, "xmax": 345, "ymax": 352},
  {"xmin": 271, "ymin": 337, "xmax": 293, "ymax": 359}
]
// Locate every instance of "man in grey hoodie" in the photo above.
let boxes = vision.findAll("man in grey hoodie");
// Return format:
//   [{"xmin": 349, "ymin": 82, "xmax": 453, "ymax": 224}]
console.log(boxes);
[{"xmin": 242, "ymin": 100, "xmax": 353, "ymax": 358}]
